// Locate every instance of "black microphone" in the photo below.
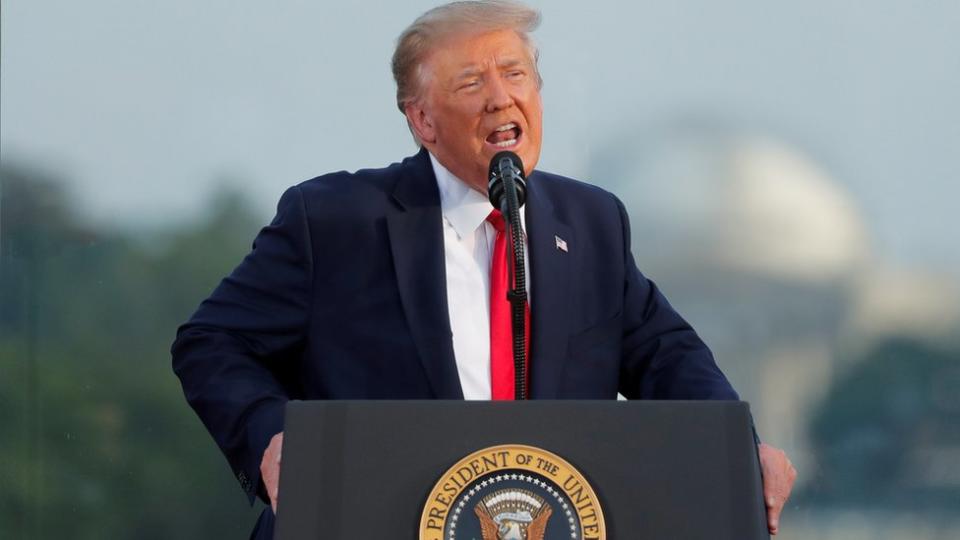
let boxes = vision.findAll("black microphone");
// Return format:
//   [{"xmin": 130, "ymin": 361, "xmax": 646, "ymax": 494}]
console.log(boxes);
[
  {"xmin": 487, "ymin": 150, "xmax": 529, "ymax": 400},
  {"xmin": 487, "ymin": 151, "xmax": 527, "ymax": 211}
]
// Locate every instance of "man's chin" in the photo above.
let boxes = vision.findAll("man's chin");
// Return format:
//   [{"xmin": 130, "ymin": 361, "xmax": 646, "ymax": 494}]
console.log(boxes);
[{"xmin": 483, "ymin": 143, "xmax": 541, "ymax": 174}]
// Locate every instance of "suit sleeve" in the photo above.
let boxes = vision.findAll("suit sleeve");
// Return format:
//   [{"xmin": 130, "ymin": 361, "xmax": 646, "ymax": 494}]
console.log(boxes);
[
  {"xmin": 612, "ymin": 196, "xmax": 740, "ymax": 401},
  {"xmin": 171, "ymin": 185, "xmax": 314, "ymax": 504}
]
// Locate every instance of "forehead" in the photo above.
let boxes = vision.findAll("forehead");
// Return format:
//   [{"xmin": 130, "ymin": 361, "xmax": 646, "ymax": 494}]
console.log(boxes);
[{"xmin": 425, "ymin": 29, "xmax": 533, "ymax": 78}]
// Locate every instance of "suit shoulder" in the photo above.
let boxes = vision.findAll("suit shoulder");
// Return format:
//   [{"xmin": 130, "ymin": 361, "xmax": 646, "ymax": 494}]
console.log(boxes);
[
  {"xmin": 293, "ymin": 154, "xmax": 412, "ymax": 200},
  {"xmin": 532, "ymin": 169, "xmax": 625, "ymax": 212}
]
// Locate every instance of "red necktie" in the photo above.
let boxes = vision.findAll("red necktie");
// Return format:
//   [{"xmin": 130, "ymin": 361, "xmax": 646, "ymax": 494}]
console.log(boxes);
[{"xmin": 487, "ymin": 209, "xmax": 530, "ymax": 400}]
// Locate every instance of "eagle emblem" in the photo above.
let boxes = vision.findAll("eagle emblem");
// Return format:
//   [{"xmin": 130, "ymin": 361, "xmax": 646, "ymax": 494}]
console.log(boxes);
[
  {"xmin": 474, "ymin": 488, "xmax": 553, "ymax": 540},
  {"xmin": 419, "ymin": 445, "xmax": 605, "ymax": 540}
]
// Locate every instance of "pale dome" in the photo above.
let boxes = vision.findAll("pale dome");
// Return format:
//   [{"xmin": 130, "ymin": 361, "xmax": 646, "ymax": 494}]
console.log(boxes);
[{"xmin": 600, "ymin": 128, "xmax": 872, "ymax": 282}]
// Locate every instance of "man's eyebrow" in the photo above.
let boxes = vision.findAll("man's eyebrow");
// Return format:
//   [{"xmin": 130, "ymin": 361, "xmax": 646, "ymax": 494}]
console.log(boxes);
[
  {"xmin": 497, "ymin": 58, "xmax": 525, "ymax": 69},
  {"xmin": 454, "ymin": 66, "xmax": 482, "ymax": 80},
  {"xmin": 452, "ymin": 58, "xmax": 530, "ymax": 81}
]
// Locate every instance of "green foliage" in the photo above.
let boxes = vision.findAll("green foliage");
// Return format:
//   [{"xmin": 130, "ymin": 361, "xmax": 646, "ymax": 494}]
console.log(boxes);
[
  {"xmin": 807, "ymin": 337, "xmax": 960, "ymax": 511},
  {"xmin": 1, "ymin": 164, "xmax": 266, "ymax": 539}
]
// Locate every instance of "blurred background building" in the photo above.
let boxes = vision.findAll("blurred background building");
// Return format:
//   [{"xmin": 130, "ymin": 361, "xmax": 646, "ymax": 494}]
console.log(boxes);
[{"xmin": 2, "ymin": 1, "xmax": 958, "ymax": 538}]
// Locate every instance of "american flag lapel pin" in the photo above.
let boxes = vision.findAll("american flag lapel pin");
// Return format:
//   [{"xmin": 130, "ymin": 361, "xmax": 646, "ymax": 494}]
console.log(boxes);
[{"xmin": 555, "ymin": 235, "xmax": 568, "ymax": 252}]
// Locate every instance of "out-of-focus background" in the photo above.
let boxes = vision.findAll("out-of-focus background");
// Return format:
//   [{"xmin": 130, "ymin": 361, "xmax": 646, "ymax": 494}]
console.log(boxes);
[{"xmin": 2, "ymin": 1, "xmax": 958, "ymax": 538}]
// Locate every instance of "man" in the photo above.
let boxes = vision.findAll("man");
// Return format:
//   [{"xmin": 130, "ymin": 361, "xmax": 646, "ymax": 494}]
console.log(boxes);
[{"xmin": 172, "ymin": 2, "xmax": 796, "ymax": 538}]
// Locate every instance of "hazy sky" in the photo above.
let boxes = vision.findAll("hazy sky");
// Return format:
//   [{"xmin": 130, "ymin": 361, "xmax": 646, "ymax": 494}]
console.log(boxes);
[{"xmin": 2, "ymin": 0, "xmax": 958, "ymax": 273}]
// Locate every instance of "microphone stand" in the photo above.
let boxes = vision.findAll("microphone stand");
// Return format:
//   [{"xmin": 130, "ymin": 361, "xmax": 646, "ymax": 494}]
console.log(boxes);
[{"xmin": 498, "ymin": 163, "xmax": 528, "ymax": 401}]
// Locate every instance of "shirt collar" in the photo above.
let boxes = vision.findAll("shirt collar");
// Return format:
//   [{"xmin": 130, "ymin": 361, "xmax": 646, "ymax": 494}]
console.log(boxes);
[{"xmin": 430, "ymin": 152, "xmax": 493, "ymax": 240}]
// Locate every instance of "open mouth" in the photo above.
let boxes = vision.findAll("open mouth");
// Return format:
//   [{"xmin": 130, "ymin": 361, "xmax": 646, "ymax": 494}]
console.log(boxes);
[{"xmin": 485, "ymin": 122, "xmax": 522, "ymax": 148}]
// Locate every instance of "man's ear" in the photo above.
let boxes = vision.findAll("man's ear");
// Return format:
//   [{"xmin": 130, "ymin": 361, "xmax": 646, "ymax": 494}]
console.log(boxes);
[{"xmin": 404, "ymin": 101, "xmax": 437, "ymax": 145}]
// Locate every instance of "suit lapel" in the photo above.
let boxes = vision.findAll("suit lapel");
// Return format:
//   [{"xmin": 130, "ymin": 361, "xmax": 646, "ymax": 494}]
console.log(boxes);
[
  {"xmin": 386, "ymin": 149, "xmax": 464, "ymax": 399},
  {"xmin": 525, "ymin": 174, "xmax": 574, "ymax": 399}
]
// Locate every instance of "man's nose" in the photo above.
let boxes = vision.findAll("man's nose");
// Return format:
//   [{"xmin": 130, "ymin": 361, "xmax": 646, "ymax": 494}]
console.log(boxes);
[{"xmin": 484, "ymin": 74, "xmax": 514, "ymax": 112}]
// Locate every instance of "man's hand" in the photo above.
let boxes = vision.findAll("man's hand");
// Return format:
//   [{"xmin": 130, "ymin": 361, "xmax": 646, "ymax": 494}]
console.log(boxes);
[
  {"xmin": 260, "ymin": 432, "xmax": 284, "ymax": 514},
  {"xmin": 758, "ymin": 442, "xmax": 797, "ymax": 535}
]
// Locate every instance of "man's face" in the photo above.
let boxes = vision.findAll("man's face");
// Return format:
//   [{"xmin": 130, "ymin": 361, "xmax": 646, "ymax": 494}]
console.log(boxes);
[{"xmin": 406, "ymin": 29, "xmax": 543, "ymax": 193}]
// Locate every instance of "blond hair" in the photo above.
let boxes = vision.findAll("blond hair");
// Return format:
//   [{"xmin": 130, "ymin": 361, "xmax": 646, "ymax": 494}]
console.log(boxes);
[{"xmin": 391, "ymin": 1, "xmax": 542, "ymax": 114}]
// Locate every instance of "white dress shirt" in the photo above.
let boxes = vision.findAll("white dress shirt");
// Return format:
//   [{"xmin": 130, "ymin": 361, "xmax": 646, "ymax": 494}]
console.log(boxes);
[{"xmin": 429, "ymin": 153, "xmax": 529, "ymax": 400}]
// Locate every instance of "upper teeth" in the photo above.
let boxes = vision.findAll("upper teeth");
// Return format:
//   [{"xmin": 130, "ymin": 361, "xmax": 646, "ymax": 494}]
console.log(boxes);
[{"xmin": 495, "ymin": 123, "xmax": 517, "ymax": 132}]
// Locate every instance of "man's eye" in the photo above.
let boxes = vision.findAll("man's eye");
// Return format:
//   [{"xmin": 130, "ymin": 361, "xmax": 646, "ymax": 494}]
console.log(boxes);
[
  {"xmin": 459, "ymin": 80, "xmax": 480, "ymax": 90},
  {"xmin": 507, "ymin": 70, "xmax": 525, "ymax": 79}
]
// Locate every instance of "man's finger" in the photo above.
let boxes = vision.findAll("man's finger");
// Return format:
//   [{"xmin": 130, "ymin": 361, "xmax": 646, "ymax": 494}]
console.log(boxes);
[
  {"xmin": 767, "ymin": 496, "xmax": 784, "ymax": 534},
  {"xmin": 758, "ymin": 443, "xmax": 797, "ymax": 535},
  {"xmin": 260, "ymin": 432, "xmax": 284, "ymax": 514}
]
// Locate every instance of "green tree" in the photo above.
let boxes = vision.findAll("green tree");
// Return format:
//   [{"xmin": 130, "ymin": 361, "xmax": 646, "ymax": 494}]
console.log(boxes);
[
  {"xmin": 2, "ymin": 163, "xmax": 267, "ymax": 539},
  {"xmin": 807, "ymin": 337, "xmax": 960, "ymax": 512}
]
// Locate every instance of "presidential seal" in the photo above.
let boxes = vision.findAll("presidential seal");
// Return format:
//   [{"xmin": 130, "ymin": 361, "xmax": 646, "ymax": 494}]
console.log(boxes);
[{"xmin": 419, "ymin": 444, "xmax": 605, "ymax": 540}]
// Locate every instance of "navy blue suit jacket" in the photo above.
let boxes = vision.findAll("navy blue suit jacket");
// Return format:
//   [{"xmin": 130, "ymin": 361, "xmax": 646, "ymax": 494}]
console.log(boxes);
[{"xmin": 171, "ymin": 147, "xmax": 738, "ymax": 514}]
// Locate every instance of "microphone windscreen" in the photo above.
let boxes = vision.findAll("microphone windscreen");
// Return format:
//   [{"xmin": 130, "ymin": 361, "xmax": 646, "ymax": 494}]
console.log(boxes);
[{"xmin": 488, "ymin": 151, "xmax": 526, "ymax": 209}]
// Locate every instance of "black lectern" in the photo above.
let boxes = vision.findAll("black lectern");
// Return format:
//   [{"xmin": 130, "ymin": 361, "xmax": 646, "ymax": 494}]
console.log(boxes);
[{"xmin": 275, "ymin": 400, "xmax": 767, "ymax": 540}]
